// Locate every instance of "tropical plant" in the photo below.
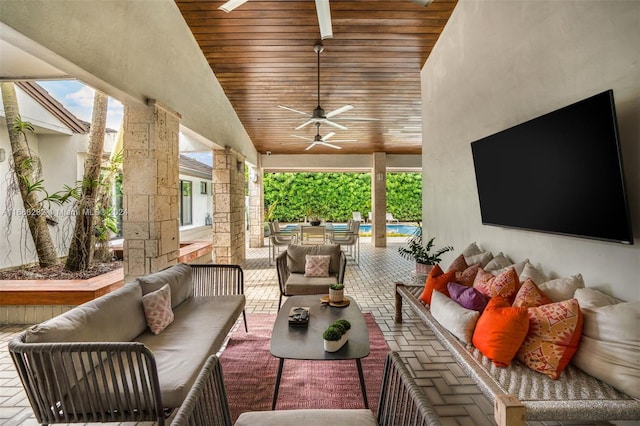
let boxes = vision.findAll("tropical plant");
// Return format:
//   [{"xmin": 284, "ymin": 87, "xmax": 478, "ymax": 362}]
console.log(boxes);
[
  {"xmin": 1, "ymin": 82, "xmax": 60, "ymax": 267},
  {"xmin": 398, "ymin": 225, "xmax": 453, "ymax": 265},
  {"xmin": 66, "ymin": 90, "xmax": 108, "ymax": 271}
]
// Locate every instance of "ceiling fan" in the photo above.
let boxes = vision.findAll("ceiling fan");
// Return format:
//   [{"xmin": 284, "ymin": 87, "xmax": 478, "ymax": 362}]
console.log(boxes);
[
  {"xmin": 290, "ymin": 123, "xmax": 356, "ymax": 150},
  {"xmin": 219, "ymin": 0, "xmax": 333, "ymax": 39},
  {"xmin": 278, "ymin": 43, "xmax": 379, "ymax": 131}
]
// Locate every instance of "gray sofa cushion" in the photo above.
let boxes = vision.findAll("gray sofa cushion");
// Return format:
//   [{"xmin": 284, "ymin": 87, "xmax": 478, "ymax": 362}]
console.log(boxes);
[
  {"xmin": 235, "ymin": 409, "xmax": 377, "ymax": 426},
  {"xmin": 25, "ymin": 282, "xmax": 147, "ymax": 343},
  {"xmin": 137, "ymin": 263, "xmax": 193, "ymax": 309},
  {"xmin": 285, "ymin": 273, "xmax": 336, "ymax": 295},
  {"xmin": 287, "ymin": 244, "xmax": 341, "ymax": 275},
  {"xmin": 136, "ymin": 295, "xmax": 245, "ymax": 408}
]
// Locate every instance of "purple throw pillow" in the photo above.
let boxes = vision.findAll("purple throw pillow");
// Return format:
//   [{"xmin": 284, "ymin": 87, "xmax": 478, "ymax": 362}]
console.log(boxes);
[{"xmin": 447, "ymin": 282, "xmax": 489, "ymax": 312}]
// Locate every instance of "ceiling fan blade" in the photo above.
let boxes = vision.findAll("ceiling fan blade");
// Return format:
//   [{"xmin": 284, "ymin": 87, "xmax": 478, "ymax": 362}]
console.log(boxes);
[
  {"xmin": 315, "ymin": 0, "xmax": 333, "ymax": 40},
  {"xmin": 294, "ymin": 119, "xmax": 316, "ymax": 130},
  {"xmin": 320, "ymin": 131, "xmax": 336, "ymax": 141},
  {"xmin": 322, "ymin": 119, "xmax": 348, "ymax": 131},
  {"xmin": 325, "ymin": 104, "xmax": 354, "ymax": 118},
  {"xmin": 291, "ymin": 134, "xmax": 314, "ymax": 142},
  {"xmin": 218, "ymin": 0, "xmax": 249, "ymax": 13},
  {"xmin": 278, "ymin": 105, "xmax": 311, "ymax": 116},
  {"xmin": 305, "ymin": 142, "xmax": 319, "ymax": 151},
  {"xmin": 318, "ymin": 142, "xmax": 342, "ymax": 150},
  {"xmin": 334, "ymin": 116, "xmax": 381, "ymax": 122}
]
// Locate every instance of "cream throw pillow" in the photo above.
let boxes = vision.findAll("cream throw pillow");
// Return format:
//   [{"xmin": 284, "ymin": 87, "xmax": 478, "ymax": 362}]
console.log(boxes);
[
  {"xmin": 465, "ymin": 251, "xmax": 493, "ymax": 268},
  {"xmin": 519, "ymin": 262, "xmax": 547, "ymax": 285},
  {"xmin": 304, "ymin": 255, "xmax": 331, "ymax": 277},
  {"xmin": 572, "ymin": 288, "xmax": 640, "ymax": 399},
  {"xmin": 484, "ymin": 252, "xmax": 513, "ymax": 272},
  {"xmin": 430, "ymin": 290, "xmax": 480, "ymax": 345},
  {"xmin": 142, "ymin": 283, "xmax": 174, "ymax": 335},
  {"xmin": 539, "ymin": 274, "xmax": 585, "ymax": 302}
]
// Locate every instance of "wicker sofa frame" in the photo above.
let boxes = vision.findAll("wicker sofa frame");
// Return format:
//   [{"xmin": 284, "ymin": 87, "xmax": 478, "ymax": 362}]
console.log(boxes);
[
  {"xmin": 171, "ymin": 351, "xmax": 442, "ymax": 426},
  {"xmin": 9, "ymin": 264, "xmax": 246, "ymax": 426},
  {"xmin": 394, "ymin": 282, "xmax": 640, "ymax": 426}
]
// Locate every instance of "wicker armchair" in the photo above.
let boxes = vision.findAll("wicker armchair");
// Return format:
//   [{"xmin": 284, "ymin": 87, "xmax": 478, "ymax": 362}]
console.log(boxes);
[{"xmin": 171, "ymin": 351, "xmax": 441, "ymax": 426}]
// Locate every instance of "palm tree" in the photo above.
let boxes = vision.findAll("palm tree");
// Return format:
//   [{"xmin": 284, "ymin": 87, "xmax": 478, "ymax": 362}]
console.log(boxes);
[
  {"xmin": 1, "ymin": 82, "xmax": 60, "ymax": 267},
  {"xmin": 65, "ymin": 90, "xmax": 108, "ymax": 271}
]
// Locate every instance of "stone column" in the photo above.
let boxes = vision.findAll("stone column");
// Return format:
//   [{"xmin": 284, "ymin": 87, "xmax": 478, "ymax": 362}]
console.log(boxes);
[
  {"xmin": 122, "ymin": 101, "xmax": 180, "ymax": 281},
  {"xmin": 372, "ymin": 152, "xmax": 387, "ymax": 247},
  {"xmin": 248, "ymin": 162, "xmax": 264, "ymax": 248},
  {"xmin": 212, "ymin": 147, "xmax": 246, "ymax": 263}
]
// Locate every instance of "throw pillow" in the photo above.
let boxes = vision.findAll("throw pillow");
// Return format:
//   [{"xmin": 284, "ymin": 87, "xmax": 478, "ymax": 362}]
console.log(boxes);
[
  {"xmin": 572, "ymin": 288, "xmax": 640, "ymax": 399},
  {"xmin": 519, "ymin": 262, "xmax": 547, "ymax": 285},
  {"xmin": 484, "ymin": 252, "xmax": 513, "ymax": 272},
  {"xmin": 142, "ymin": 283, "xmax": 174, "ymax": 335},
  {"xmin": 472, "ymin": 296, "xmax": 529, "ymax": 367},
  {"xmin": 538, "ymin": 274, "xmax": 585, "ymax": 302},
  {"xmin": 512, "ymin": 279, "xmax": 552, "ymax": 308},
  {"xmin": 493, "ymin": 259, "xmax": 529, "ymax": 277},
  {"xmin": 448, "ymin": 282, "xmax": 489, "ymax": 312},
  {"xmin": 516, "ymin": 298, "xmax": 583, "ymax": 379},
  {"xmin": 304, "ymin": 255, "xmax": 331, "ymax": 277},
  {"xmin": 447, "ymin": 254, "xmax": 468, "ymax": 273},
  {"xmin": 455, "ymin": 263, "xmax": 481, "ymax": 287},
  {"xmin": 473, "ymin": 267, "xmax": 520, "ymax": 302},
  {"xmin": 461, "ymin": 242, "xmax": 483, "ymax": 257},
  {"xmin": 430, "ymin": 290, "xmax": 480, "ymax": 345},
  {"xmin": 419, "ymin": 264, "xmax": 456, "ymax": 305},
  {"xmin": 465, "ymin": 251, "xmax": 493, "ymax": 268}
]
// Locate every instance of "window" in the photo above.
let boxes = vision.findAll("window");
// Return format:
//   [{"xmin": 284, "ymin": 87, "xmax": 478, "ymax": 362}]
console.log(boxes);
[
  {"xmin": 200, "ymin": 181, "xmax": 208, "ymax": 194},
  {"xmin": 180, "ymin": 180, "xmax": 192, "ymax": 225}
]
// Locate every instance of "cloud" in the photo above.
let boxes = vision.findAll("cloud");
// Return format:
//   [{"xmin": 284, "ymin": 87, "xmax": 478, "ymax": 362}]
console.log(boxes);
[{"xmin": 66, "ymin": 86, "xmax": 95, "ymax": 109}]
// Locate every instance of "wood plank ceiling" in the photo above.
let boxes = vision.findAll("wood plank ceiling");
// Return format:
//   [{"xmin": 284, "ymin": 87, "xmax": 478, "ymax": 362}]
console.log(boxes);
[{"xmin": 175, "ymin": 0, "xmax": 457, "ymax": 155}]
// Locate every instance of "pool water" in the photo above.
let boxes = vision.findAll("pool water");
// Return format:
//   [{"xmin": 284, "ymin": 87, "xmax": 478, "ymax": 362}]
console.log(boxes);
[{"xmin": 283, "ymin": 223, "xmax": 418, "ymax": 236}]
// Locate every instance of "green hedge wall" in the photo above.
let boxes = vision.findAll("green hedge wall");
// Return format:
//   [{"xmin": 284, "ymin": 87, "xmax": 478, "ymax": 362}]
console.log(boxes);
[{"xmin": 263, "ymin": 172, "xmax": 422, "ymax": 222}]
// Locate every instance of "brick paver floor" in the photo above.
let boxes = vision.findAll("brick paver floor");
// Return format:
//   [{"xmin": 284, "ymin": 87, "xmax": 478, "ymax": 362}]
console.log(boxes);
[{"xmin": 0, "ymin": 240, "xmax": 627, "ymax": 425}]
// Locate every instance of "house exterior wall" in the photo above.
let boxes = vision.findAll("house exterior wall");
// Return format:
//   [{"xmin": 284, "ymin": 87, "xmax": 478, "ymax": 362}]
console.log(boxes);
[
  {"xmin": 421, "ymin": 0, "xmax": 639, "ymax": 301},
  {"xmin": 178, "ymin": 172, "xmax": 213, "ymax": 228}
]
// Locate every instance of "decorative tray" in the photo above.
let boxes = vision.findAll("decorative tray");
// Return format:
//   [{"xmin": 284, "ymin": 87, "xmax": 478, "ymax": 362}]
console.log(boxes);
[
  {"xmin": 288, "ymin": 307, "xmax": 310, "ymax": 327},
  {"xmin": 320, "ymin": 296, "xmax": 350, "ymax": 308}
]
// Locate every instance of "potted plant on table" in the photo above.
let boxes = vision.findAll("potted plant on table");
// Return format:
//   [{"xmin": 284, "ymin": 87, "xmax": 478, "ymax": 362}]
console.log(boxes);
[
  {"xmin": 398, "ymin": 224, "xmax": 453, "ymax": 275},
  {"xmin": 322, "ymin": 319, "xmax": 351, "ymax": 352},
  {"xmin": 329, "ymin": 283, "xmax": 344, "ymax": 303}
]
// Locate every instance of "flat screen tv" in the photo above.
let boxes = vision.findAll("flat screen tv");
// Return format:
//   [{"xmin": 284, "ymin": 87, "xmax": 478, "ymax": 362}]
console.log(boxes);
[{"xmin": 471, "ymin": 90, "xmax": 634, "ymax": 245}]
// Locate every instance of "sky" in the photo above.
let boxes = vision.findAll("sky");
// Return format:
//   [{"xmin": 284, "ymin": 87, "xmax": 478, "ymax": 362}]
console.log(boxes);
[
  {"xmin": 37, "ymin": 80, "xmax": 124, "ymax": 131},
  {"xmin": 36, "ymin": 80, "xmax": 213, "ymax": 166}
]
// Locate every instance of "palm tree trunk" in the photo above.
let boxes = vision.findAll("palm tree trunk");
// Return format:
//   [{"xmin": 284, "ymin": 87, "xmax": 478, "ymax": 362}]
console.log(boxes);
[
  {"xmin": 65, "ymin": 91, "xmax": 108, "ymax": 271},
  {"xmin": 1, "ymin": 82, "xmax": 60, "ymax": 267}
]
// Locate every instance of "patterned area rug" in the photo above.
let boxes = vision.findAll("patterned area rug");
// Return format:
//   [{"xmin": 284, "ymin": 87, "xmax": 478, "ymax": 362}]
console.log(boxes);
[{"xmin": 219, "ymin": 313, "xmax": 389, "ymax": 421}]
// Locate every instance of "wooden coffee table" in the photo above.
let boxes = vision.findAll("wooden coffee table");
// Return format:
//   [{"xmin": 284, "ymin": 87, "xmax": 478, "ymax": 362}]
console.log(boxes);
[{"xmin": 270, "ymin": 295, "xmax": 370, "ymax": 410}]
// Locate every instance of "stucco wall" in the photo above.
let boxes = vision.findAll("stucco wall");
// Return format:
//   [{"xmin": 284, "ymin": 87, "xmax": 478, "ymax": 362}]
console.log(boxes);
[{"xmin": 421, "ymin": 0, "xmax": 639, "ymax": 301}]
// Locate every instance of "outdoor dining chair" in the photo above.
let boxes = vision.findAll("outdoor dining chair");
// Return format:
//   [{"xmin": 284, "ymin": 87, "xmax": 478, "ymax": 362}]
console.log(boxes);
[
  {"xmin": 268, "ymin": 221, "xmax": 297, "ymax": 265},
  {"xmin": 329, "ymin": 221, "xmax": 360, "ymax": 264}
]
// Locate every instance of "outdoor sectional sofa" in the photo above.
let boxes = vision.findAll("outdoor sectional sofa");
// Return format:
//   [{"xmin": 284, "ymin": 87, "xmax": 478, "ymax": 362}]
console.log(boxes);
[
  {"xmin": 9, "ymin": 263, "xmax": 247, "ymax": 425},
  {"xmin": 394, "ymin": 243, "xmax": 639, "ymax": 426}
]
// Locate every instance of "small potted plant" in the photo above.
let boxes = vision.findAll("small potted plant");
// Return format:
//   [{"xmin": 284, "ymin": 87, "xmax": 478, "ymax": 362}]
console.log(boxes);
[
  {"xmin": 398, "ymin": 224, "xmax": 453, "ymax": 275},
  {"xmin": 322, "ymin": 319, "xmax": 351, "ymax": 352},
  {"xmin": 329, "ymin": 283, "xmax": 344, "ymax": 303}
]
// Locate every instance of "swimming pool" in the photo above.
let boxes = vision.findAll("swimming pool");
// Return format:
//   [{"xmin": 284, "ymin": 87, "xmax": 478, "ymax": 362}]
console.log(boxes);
[{"xmin": 281, "ymin": 223, "xmax": 418, "ymax": 236}]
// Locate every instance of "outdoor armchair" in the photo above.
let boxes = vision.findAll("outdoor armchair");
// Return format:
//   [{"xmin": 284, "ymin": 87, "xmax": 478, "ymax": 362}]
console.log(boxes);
[
  {"xmin": 171, "ymin": 351, "xmax": 442, "ymax": 426},
  {"xmin": 275, "ymin": 244, "xmax": 346, "ymax": 310},
  {"xmin": 386, "ymin": 213, "xmax": 399, "ymax": 223}
]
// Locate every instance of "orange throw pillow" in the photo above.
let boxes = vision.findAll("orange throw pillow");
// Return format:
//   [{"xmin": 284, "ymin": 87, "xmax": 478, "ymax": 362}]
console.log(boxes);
[
  {"xmin": 513, "ymin": 279, "xmax": 553, "ymax": 308},
  {"xmin": 517, "ymin": 298, "xmax": 583, "ymax": 379},
  {"xmin": 472, "ymin": 296, "xmax": 529, "ymax": 367},
  {"xmin": 473, "ymin": 267, "xmax": 520, "ymax": 302},
  {"xmin": 420, "ymin": 264, "xmax": 456, "ymax": 305}
]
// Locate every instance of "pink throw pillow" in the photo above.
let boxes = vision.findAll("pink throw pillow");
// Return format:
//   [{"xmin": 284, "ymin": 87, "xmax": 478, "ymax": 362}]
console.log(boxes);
[{"xmin": 142, "ymin": 283, "xmax": 174, "ymax": 335}]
